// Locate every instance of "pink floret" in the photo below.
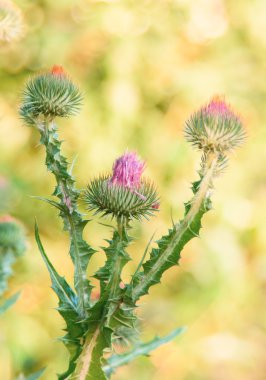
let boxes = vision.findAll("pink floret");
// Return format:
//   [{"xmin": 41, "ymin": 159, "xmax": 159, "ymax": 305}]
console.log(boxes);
[
  {"xmin": 110, "ymin": 152, "xmax": 145, "ymax": 189},
  {"xmin": 201, "ymin": 96, "xmax": 240, "ymax": 122},
  {"xmin": 50, "ymin": 65, "xmax": 66, "ymax": 77}
]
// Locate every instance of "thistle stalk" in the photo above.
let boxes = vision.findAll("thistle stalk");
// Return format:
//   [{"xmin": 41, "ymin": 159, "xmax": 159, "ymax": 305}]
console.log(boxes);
[
  {"xmin": 72, "ymin": 218, "xmax": 130, "ymax": 380},
  {"xmin": 132, "ymin": 152, "xmax": 218, "ymax": 302},
  {"xmin": 38, "ymin": 119, "xmax": 93, "ymax": 318}
]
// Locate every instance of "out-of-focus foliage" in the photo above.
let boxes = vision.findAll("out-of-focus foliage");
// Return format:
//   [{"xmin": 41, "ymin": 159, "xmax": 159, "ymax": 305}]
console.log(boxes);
[
  {"xmin": 0, "ymin": 216, "xmax": 26, "ymax": 309},
  {"xmin": 0, "ymin": 0, "xmax": 265, "ymax": 379}
]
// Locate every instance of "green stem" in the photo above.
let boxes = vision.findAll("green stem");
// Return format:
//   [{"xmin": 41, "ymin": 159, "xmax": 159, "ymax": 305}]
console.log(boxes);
[
  {"xmin": 73, "ymin": 326, "xmax": 101, "ymax": 380},
  {"xmin": 38, "ymin": 120, "xmax": 92, "ymax": 318},
  {"xmin": 73, "ymin": 221, "xmax": 128, "ymax": 379}
]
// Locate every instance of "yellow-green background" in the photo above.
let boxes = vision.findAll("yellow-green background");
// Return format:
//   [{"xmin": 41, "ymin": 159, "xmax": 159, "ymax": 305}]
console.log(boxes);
[{"xmin": 0, "ymin": 0, "xmax": 265, "ymax": 379}]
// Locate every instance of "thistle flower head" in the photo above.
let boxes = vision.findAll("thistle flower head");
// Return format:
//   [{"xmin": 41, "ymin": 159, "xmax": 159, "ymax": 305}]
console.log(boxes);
[
  {"xmin": 185, "ymin": 96, "xmax": 245, "ymax": 154},
  {"xmin": 84, "ymin": 152, "xmax": 159, "ymax": 221},
  {"xmin": 20, "ymin": 65, "xmax": 82, "ymax": 125},
  {"xmin": 110, "ymin": 152, "xmax": 145, "ymax": 189}
]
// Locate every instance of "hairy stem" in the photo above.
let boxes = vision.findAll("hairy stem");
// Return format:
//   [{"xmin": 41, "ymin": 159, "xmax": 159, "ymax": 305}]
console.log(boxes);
[{"xmin": 132, "ymin": 153, "xmax": 218, "ymax": 301}]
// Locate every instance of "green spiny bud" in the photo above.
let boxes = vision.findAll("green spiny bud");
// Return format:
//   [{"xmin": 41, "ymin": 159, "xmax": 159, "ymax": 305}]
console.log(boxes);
[
  {"xmin": 20, "ymin": 65, "xmax": 82, "ymax": 125},
  {"xmin": 84, "ymin": 152, "xmax": 159, "ymax": 221},
  {"xmin": 185, "ymin": 96, "xmax": 245, "ymax": 155}
]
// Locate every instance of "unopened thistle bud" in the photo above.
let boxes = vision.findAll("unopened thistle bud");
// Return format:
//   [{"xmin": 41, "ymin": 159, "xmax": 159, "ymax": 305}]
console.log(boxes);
[
  {"xmin": 20, "ymin": 65, "xmax": 82, "ymax": 125},
  {"xmin": 84, "ymin": 152, "xmax": 159, "ymax": 221},
  {"xmin": 185, "ymin": 96, "xmax": 245, "ymax": 155}
]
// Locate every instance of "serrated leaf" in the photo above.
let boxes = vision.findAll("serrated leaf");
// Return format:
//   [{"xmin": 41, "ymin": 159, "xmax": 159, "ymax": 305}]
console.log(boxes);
[
  {"xmin": 0, "ymin": 292, "xmax": 20, "ymax": 315},
  {"xmin": 35, "ymin": 222, "xmax": 84, "ymax": 379},
  {"xmin": 94, "ymin": 229, "xmax": 132, "ymax": 296},
  {"xmin": 35, "ymin": 222, "xmax": 78, "ymax": 312},
  {"xmin": 103, "ymin": 327, "xmax": 186, "ymax": 376},
  {"xmin": 129, "ymin": 168, "xmax": 215, "ymax": 302},
  {"xmin": 39, "ymin": 124, "xmax": 95, "ymax": 317},
  {"xmin": 71, "ymin": 228, "xmax": 134, "ymax": 380},
  {"xmin": 31, "ymin": 196, "xmax": 64, "ymax": 212}
]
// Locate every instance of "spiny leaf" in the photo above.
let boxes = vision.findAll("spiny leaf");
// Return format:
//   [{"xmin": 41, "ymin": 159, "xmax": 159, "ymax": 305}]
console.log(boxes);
[
  {"xmin": 94, "ymin": 229, "xmax": 132, "ymax": 295},
  {"xmin": 128, "ymin": 169, "xmax": 214, "ymax": 302},
  {"xmin": 31, "ymin": 196, "xmax": 64, "ymax": 212},
  {"xmin": 35, "ymin": 222, "xmax": 84, "ymax": 379},
  {"xmin": 71, "ymin": 228, "xmax": 134, "ymax": 380},
  {"xmin": 39, "ymin": 124, "xmax": 95, "ymax": 316},
  {"xmin": 35, "ymin": 222, "xmax": 78, "ymax": 312},
  {"xmin": 103, "ymin": 327, "xmax": 186, "ymax": 376},
  {"xmin": 0, "ymin": 292, "xmax": 20, "ymax": 315}
]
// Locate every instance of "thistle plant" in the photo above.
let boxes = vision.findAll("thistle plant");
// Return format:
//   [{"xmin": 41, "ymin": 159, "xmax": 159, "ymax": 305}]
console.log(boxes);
[{"xmin": 20, "ymin": 67, "xmax": 245, "ymax": 379}]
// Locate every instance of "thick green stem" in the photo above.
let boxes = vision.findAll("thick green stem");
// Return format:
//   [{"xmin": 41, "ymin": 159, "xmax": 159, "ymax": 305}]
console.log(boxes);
[
  {"xmin": 73, "ymin": 326, "xmax": 101, "ymax": 380},
  {"xmin": 132, "ymin": 153, "xmax": 218, "ymax": 302},
  {"xmin": 72, "ymin": 221, "xmax": 129, "ymax": 380}
]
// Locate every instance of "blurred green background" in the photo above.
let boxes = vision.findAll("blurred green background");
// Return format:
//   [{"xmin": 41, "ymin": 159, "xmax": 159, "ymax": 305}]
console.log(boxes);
[{"xmin": 0, "ymin": 0, "xmax": 265, "ymax": 379}]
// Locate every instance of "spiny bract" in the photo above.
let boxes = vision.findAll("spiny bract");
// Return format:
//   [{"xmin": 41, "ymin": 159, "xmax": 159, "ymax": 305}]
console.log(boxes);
[
  {"xmin": 20, "ymin": 65, "xmax": 82, "ymax": 124},
  {"xmin": 185, "ymin": 96, "xmax": 245, "ymax": 154},
  {"xmin": 84, "ymin": 175, "xmax": 159, "ymax": 221}
]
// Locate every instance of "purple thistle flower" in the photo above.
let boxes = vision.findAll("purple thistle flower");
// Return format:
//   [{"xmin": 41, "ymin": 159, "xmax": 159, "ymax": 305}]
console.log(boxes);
[
  {"xmin": 84, "ymin": 151, "xmax": 160, "ymax": 220},
  {"xmin": 110, "ymin": 152, "xmax": 145, "ymax": 190}
]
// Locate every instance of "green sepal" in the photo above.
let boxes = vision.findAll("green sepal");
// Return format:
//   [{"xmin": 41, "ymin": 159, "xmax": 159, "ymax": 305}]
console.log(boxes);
[
  {"xmin": 185, "ymin": 109, "xmax": 245, "ymax": 154},
  {"xmin": 84, "ymin": 175, "xmax": 159, "ymax": 221},
  {"xmin": 20, "ymin": 70, "xmax": 82, "ymax": 123},
  {"xmin": 103, "ymin": 327, "xmax": 186, "ymax": 377}
]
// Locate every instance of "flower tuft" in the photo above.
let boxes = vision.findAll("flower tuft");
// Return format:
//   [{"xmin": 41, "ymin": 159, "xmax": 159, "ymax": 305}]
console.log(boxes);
[
  {"xmin": 20, "ymin": 65, "xmax": 82, "ymax": 125},
  {"xmin": 84, "ymin": 152, "xmax": 159, "ymax": 221},
  {"xmin": 110, "ymin": 152, "xmax": 145, "ymax": 189},
  {"xmin": 51, "ymin": 65, "xmax": 66, "ymax": 76},
  {"xmin": 185, "ymin": 96, "xmax": 245, "ymax": 154}
]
